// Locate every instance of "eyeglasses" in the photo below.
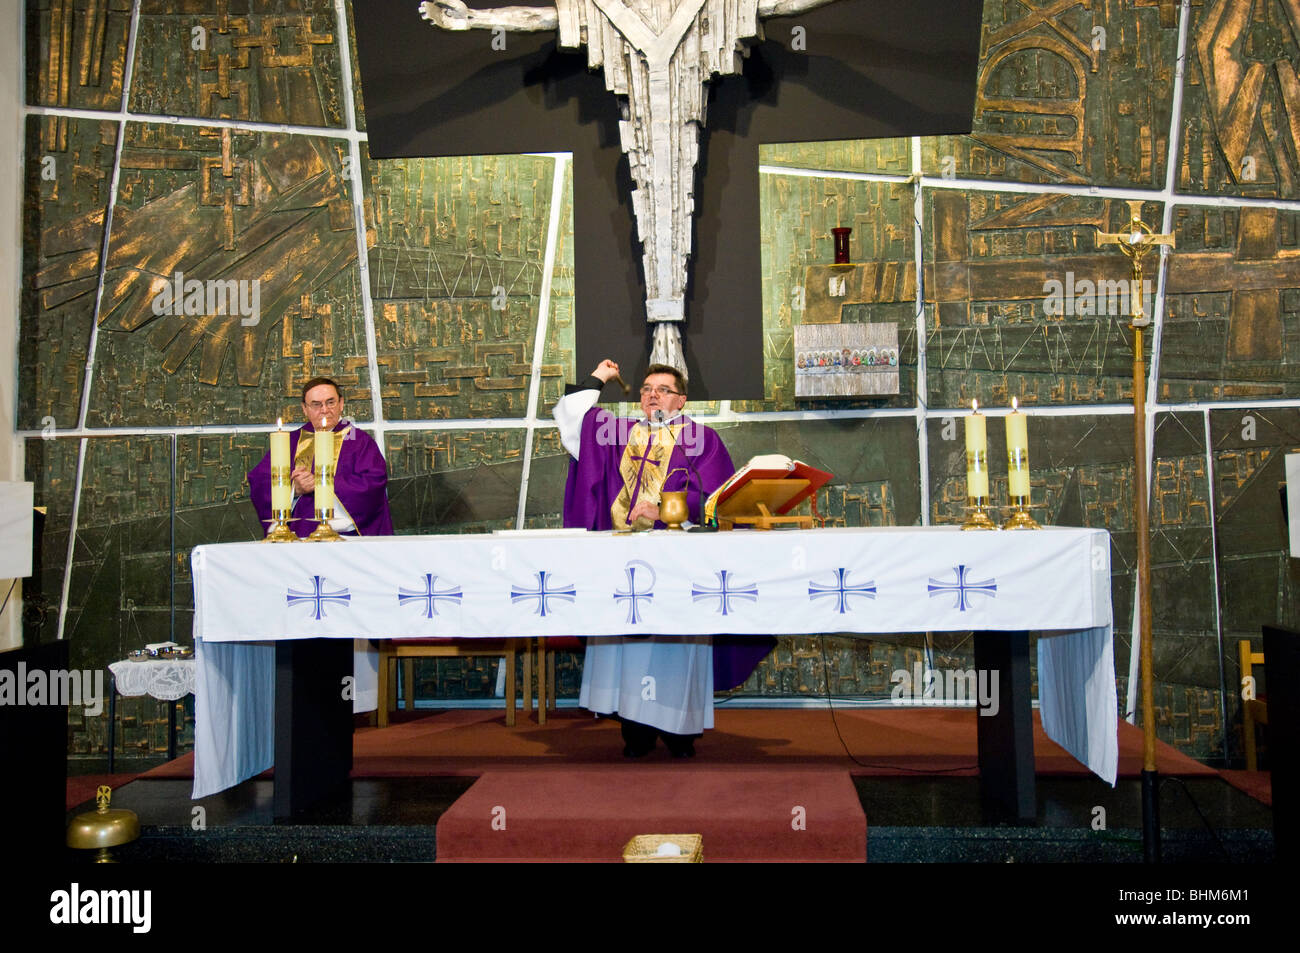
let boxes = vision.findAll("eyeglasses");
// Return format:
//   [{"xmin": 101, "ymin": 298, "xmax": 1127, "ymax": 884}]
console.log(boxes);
[
  {"xmin": 639, "ymin": 386, "xmax": 682, "ymax": 397},
  {"xmin": 306, "ymin": 398, "xmax": 340, "ymax": 411}
]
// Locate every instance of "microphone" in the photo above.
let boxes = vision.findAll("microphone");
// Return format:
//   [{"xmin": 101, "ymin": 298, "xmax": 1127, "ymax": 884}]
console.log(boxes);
[
  {"xmin": 680, "ymin": 421, "xmax": 716, "ymax": 532},
  {"xmin": 652, "ymin": 410, "xmax": 665, "ymax": 425}
]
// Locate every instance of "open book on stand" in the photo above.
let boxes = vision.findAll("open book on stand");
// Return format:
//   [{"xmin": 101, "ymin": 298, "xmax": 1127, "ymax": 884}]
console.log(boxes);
[{"xmin": 704, "ymin": 455, "xmax": 833, "ymax": 529}]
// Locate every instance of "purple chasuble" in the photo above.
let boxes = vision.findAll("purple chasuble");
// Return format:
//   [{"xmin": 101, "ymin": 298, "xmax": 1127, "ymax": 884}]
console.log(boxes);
[
  {"xmin": 248, "ymin": 421, "xmax": 394, "ymax": 538},
  {"xmin": 561, "ymin": 405, "xmax": 775, "ymax": 690}
]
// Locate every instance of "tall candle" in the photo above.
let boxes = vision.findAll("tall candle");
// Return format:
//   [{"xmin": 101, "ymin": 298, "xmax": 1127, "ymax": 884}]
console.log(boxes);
[
  {"xmin": 314, "ymin": 423, "xmax": 335, "ymax": 513},
  {"xmin": 1006, "ymin": 397, "xmax": 1031, "ymax": 499},
  {"xmin": 965, "ymin": 400, "xmax": 988, "ymax": 500},
  {"xmin": 270, "ymin": 419, "xmax": 291, "ymax": 512}
]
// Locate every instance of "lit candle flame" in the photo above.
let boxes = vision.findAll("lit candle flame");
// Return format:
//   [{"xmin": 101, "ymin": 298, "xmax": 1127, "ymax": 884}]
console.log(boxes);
[
  {"xmin": 276, "ymin": 417, "xmax": 282, "ymax": 430},
  {"xmin": 971, "ymin": 399, "xmax": 979, "ymax": 413},
  {"xmin": 1011, "ymin": 397, "xmax": 1018, "ymax": 412}
]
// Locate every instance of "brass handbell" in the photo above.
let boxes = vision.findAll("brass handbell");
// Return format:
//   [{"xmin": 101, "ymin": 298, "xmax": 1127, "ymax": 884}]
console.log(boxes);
[{"xmin": 67, "ymin": 785, "xmax": 140, "ymax": 863}]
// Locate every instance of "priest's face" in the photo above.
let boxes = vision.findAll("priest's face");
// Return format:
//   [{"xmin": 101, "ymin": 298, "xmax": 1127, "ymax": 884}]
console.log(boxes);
[
  {"xmin": 302, "ymin": 382, "xmax": 344, "ymax": 431},
  {"xmin": 640, "ymin": 372, "xmax": 686, "ymax": 421}
]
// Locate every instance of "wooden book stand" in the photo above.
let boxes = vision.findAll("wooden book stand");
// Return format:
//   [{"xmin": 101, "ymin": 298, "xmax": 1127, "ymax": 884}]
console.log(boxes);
[{"xmin": 716, "ymin": 479, "xmax": 814, "ymax": 530}]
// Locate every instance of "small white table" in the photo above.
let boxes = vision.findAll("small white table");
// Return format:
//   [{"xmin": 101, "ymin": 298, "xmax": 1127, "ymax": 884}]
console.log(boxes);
[{"xmin": 107, "ymin": 658, "xmax": 195, "ymax": 769}]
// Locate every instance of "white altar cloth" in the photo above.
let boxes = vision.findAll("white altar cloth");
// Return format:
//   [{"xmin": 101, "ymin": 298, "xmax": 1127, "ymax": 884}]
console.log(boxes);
[{"xmin": 190, "ymin": 526, "xmax": 1117, "ymax": 797}]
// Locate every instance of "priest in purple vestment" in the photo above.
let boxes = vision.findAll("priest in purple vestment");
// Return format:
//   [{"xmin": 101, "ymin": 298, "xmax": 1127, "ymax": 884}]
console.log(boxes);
[
  {"xmin": 248, "ymin": 377, "xmax": 393, "ymax": 539},
  {"xmin": 554, "ymin": 359, "xmax": 774, "ymax": 757},
  {"xmin": 247, "ymin": 378, "xmax": 392, "ymax": 715}
]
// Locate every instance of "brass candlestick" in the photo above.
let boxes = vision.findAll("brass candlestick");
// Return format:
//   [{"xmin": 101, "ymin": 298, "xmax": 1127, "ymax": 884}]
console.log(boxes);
[
  {"xmin": 1002, "ymin": 496, "xmax": 1040, "ymax": 530},
  {"xmin": 962, "ymin": 498, "xmax": 997, "ymax": 531},
  {"xmin": 308, "ymin": 515, "xmax": 343, "ymax": 541},
  {"xmin": 263, "ymin": 511, "xmax": 300, "ymax": 542}
]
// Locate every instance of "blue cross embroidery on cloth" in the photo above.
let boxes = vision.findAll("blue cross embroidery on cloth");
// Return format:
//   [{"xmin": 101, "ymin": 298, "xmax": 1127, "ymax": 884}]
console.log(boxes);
[
  {"xmin": 511, "ymin": 570, "xmax": 577, "ymax": 617},
  {"xmin": 808, "ymin": 568, "xmax": 877, "ymax": 613},
  {"xmin": 691, "ymin": 569, "xmax": 759, "ymax": 616},
  {"xmin": 398, "ymin": 573, "xmax": 464, "ymax": 618},
  {"xmin": 613, "ymin": 560, "xmax": 656, "ymax": 624},
  {"xmin": 927, "ymin": 564, "xmax": 997, "ymax": 612},
  {"xmin": 286, "ymin": 576, "xmax": 351, "ymax": 620}
]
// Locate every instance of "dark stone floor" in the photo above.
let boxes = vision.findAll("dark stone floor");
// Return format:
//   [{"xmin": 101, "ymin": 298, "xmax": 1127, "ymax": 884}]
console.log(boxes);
[
  {"xmin": 63, "ymin": 772, "xmax": 1273, "ymax": 863},
  {"xmin": 855, "ymin": 776, "xmax": 1273, "ymax": 862}
]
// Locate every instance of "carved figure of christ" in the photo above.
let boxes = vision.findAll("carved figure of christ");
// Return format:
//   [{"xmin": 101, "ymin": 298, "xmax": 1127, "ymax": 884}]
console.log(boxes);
[{"xmin": 421, "ymin": 0, "xmax": 837, "ymax": 373}]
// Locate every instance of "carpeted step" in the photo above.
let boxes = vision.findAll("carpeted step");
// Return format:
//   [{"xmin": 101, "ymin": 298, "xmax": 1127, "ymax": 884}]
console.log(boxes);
[{"xmin": 435, "ymin": 764, "xmax": 865, "ymax": 862}]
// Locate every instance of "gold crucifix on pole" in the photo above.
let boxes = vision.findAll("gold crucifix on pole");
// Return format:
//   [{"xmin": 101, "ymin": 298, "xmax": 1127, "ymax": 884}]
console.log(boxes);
[{"xmin": 1096, "ymin": 199, "xmax": 1174, "ymax": 863}]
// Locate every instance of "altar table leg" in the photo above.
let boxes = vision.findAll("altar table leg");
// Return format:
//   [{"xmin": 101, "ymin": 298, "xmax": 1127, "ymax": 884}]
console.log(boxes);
[
  {"xmin": 274, "ymin": 638, "xmax": 354, "ymax": 820},
  {"xmin": 974, "ymin": 630, "xmax": 1036, "ymax": 823}
]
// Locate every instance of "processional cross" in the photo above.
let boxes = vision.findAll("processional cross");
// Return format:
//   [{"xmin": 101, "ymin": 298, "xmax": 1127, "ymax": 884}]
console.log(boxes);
[
  {"xmin": 421, "ymin": 0, "xmax": 838, "ymax": 375},
  {"xmin": 1095, "ymin": 199, "xmax": 1175, "ymax": 862}
]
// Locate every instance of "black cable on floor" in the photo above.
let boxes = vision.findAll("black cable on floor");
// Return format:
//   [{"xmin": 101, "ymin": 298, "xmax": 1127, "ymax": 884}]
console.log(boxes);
[
  {"xmin": 1161, "ymin": 775, "xmax": 1233, "ymax": 861},
  {"xmin": 817, "ymin": 634, "xmax": 979, "ymax": 774}
]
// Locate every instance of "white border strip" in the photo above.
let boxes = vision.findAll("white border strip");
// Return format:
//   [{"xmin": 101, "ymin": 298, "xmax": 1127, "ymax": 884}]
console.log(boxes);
[
  {"xmin": 334, "ymin": 0, "xmax": 386, "ymax": 454},
  {"xmin": 516, "ymin": 153, "xmax": 570, "ymax": 527}
]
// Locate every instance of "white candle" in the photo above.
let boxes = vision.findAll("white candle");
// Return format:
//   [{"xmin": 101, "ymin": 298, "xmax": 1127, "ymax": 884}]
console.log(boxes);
[
  {"xmin": 270, "ymin": 418, "xmax": 291, "ymax": 512},
  {"xmin": 314, "ymin": 423, "xmax": 334, "ymax": 514},
  {"xmin": 1006, "ymin": 398, "xmax": 1030, "ymax": 499},
  {"xmin": 965, "ymin": 400, "xmax": 988, "ymax": 500}
]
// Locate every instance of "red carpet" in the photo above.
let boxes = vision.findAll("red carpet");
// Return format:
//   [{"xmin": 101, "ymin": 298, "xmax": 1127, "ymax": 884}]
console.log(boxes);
[
  {"xmin": 66, "ymin": 773, "xmax": 138, "ymax": 812},
  {"xmin": 143, "ymin": 707, "xmax": 1216, "ymax": 781},
  {"xmin": 436, "ymin": 765, "xmax": 864, "ymax": 863},
  {"xmin": 1219, "ymin": 769, "xmax": 1272, "ymax": 806}
]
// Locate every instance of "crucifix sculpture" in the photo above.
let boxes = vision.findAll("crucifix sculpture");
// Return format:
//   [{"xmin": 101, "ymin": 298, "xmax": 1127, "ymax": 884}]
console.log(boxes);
[
  {"xmin": 421, "ymin": 0, "xmax": 839, "ymax": 375},
  {"xmin": 354, "ymin": 0, "xmax": 985, "ymax": 397}
]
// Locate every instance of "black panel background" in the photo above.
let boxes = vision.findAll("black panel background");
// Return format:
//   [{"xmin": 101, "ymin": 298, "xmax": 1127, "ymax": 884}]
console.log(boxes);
[{"xmin": 353, "ymin": 0, "xmax": 984, "ymax": 398}]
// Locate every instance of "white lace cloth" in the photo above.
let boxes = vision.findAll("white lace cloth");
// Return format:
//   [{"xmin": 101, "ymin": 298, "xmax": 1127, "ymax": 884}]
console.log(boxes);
[{"xmin": 108, "ymin": 659, "xmax": 196, "ymax": 701}]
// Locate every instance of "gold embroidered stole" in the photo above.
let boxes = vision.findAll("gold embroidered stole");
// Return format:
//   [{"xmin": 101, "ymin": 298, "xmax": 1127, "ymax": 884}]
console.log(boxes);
[
  {"xmin": 294, "ymin": 426, "xmax": 358, "ymax": 532},
  {"xmin": 611, "ymin": 421, "xmax": 682, "ymax": 530}
]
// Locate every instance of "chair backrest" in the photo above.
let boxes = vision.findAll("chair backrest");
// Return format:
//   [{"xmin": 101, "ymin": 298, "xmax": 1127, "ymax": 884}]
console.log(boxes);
[{"xmin": 1239, "ymin": 639, "xmax": 1265, "ymax": 688}]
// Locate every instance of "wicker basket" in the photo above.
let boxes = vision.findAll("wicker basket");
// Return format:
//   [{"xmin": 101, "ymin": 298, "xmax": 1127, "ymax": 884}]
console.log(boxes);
[{"xmin": 622, "ymin": 834, "xmax": 703, "ymax": 863}]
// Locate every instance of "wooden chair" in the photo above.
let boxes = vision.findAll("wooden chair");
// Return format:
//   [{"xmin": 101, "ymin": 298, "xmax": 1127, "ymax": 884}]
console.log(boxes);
[
  {"xmin": 378, "ymin": 639, "xmax": 526, "ymax": 727},
  {"xmin": 1239, "ymin": 639, "xmax": 1268, "ymax": 771},
  {"xmin": 536, "ymin": 636, "xmax": 584, "ymax": 725}
]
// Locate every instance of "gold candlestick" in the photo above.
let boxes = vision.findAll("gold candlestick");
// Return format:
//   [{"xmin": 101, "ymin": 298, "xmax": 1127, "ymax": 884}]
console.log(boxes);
[
  {"xmin": 264, "ymin": 510, "xmax": 300, "ymax": 542},
  {"xmin": 1002, "ymin": 497, "xmax": 1040, "ymax": 531},
  {"xmin": 962, "ymin": 500, "xmax": 996, "ymax": 531},
  {"xmin": 308, "ymin": 520, "xmax": 342, "ymax": 542}
]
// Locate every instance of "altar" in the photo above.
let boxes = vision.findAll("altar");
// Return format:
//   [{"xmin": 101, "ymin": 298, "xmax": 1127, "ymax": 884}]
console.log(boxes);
[{"xmin": 190, "ymin": 525, "xmax": 1117, "ymax": 817}]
